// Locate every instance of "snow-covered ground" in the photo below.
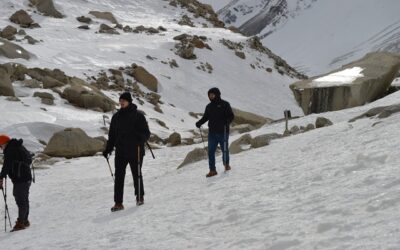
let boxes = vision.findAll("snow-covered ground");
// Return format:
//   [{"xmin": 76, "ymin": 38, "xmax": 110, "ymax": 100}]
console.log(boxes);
[{"xmin": 1, "ymin": 0, "xmax": 400, "ymax": 249}]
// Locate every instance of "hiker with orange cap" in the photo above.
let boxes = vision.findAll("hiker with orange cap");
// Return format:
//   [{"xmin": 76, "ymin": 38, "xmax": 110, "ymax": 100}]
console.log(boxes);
[{"xmin": 0, "ymin": 135, "xmax": 33, "ymax": 232}]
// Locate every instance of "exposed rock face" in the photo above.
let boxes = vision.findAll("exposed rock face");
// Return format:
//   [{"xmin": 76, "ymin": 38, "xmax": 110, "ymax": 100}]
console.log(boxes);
[
  {"xmin": 29, "ymin": 0, "xmax": 63, "ymax": 18},
  {"xmin": 44, "ymin": 128, "xmax": 105, "ymax": 158},
  {"xmin": 130, "ymin": 64, "xmax": 158, "ymax": 92},
  {"xmin": 89, "ymin": 11, "xmax": 118, "ymax": 24},
  {"xmin": 9, "ymin": 10, "xmax": 35, "ymax": 28},
  {"xmin": 232, "ymin": 108, "xmax": 272, "ymax": 127},
  {"xmin": 0, "ymin": 38, "xmax": 32, "ymax": 60},
  {"xmin": 290, "ymin": 52, "xmax": 400, "ymax": 114},
  {"xmin": 0, "ymin": 67, "xmax": 15, "ymax": 96},
  {"xmin": 177, "ymin": 147, "xmax": 207, "ymax": 169}
]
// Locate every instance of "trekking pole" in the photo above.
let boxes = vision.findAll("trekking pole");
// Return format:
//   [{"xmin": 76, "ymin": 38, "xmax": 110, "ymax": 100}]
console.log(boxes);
[
  {"xmin": 146, "ymin": 142, "xmax": 155, "ymax": 159},
  {"xmin": 105, "ymin": 157, "xmax": 115, "ymax": 182},
  {"xmin": 31, "ymin": 154, "xmax": 36, "ymax": 183},
  {"xmin": 2, "ymin": 178, "xmax": 12, "ymax": 231}
]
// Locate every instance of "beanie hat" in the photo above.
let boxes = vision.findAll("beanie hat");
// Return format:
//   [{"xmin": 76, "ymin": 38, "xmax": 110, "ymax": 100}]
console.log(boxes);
[
  {"xmin": 0, "ymin": 135, "xmax": 10, "ymax": 146},
  {"xmin": 119, "ymin": 92, "xmax": 133, "ymax": 103},
  {"xmin": 207, "ymin": 87, "xmax": 221, "ymax": 97}
]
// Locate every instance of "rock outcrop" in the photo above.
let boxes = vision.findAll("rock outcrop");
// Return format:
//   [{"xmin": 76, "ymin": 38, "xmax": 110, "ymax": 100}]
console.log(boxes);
[
  {"xmin": 29, "ymin": 0, "xmax": 63, "ymax": 18},
  {"xmin": 129, "ymin": 64, "xmax": 158, "ymax": 92},
  {"xmin": 89, "ymin": 11, "xmax": 118, "ymax": 24},
  {"xmin": 290, "ymin": 52, "xmax": 400, "ymax": 114},
  {"xmin": 177, "ymin": 148, "xmax": 207, "ymax": 169}
]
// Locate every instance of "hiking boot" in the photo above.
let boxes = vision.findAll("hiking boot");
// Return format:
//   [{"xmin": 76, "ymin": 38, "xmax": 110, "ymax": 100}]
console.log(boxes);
[
  {"xmin": 224, "ymin": 164, "xmax": 231, "ymax": 171},
  {"xmin": 206, "ymin": 170, "xmax": 218, "ymax": 178},
  {"xmin": 24, "ymin": 220, "xmax": 30, "ymax": 228},
  {"xmin": 136, "ymin": 196, "xmax": 144, "ymax": 206},
  {"xmin": 11, "ymin": 220, "xmax": 26, "ymax": 232},
  {"xmin": 111, "ymin": 203, "xmax": 124, "ymax": 212}
]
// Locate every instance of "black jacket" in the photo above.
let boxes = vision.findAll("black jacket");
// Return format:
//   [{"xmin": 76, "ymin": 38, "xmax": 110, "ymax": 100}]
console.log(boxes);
[
  {"xmin": 197, "ymin": 98, "xmax": 234, "ymax": 134},
  {"xmin": 105, "ymin": 104, "xmax": 151, "ymax": 159},
  {"xmin": 0, "ymin": 139, "xmax": 32, "ymax": 183}
]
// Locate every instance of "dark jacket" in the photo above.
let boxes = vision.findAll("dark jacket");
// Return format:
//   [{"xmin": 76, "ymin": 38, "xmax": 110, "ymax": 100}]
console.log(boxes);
[
  {"xmin": 197, "ymin": 97, "xmax": 234, "ymax": 134},
  {"xmin": 0, "ymin": 139, "xmax": 32, "ymax": 183},
  {"xmin": 105, "ymin": 104, "xmax": 151, "ymax": 159}
]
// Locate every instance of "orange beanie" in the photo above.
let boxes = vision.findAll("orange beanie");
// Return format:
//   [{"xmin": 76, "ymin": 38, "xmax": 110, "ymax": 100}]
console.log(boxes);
[{"xmin": 0, "ymin": 135, "xmax": 11, "ymax": 146}]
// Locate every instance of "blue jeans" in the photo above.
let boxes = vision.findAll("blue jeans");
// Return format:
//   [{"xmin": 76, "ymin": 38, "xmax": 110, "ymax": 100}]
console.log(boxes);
[{"xmin": 208, "ymin": 132, "xmax": 229, "ymax": 171}]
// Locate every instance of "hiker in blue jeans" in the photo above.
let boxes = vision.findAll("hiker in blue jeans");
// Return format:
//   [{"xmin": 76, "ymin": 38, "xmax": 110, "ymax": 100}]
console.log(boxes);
[{"xmin": 196, "ymin": 88, "xmax": 234, "ymax": 177}]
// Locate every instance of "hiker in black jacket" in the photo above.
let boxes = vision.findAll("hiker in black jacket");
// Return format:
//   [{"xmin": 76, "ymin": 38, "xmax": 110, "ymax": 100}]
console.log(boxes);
[
  {"xmin": 196, "ymin": 87, "xmax": 234, "ymax": 177},
  {"xmin": 103, "ymin": 92, "xmax": 150, "ymax": 211},
  {"xmin": 0, "ymin": 135, "xmax": 32, "ymax": 231}
]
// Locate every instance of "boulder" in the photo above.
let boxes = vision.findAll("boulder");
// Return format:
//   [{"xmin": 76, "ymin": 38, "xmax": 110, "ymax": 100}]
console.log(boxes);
[
  {"xmin": 33, "ymin": 91, "xmax": 54, "ymax": 105},
  {"xmin": 25, "ymin": 35, "xmax": 39, "ymax": 44},
  {"xmin": 0, "ymin": 67, "xmax": 15, "ymax": 96},
  {"xmin": 231, "ymin": 124, "xmax": 254, "ymax": 134},
  {"xmin": 42, "ymin": 76, "xmax": 65, "ymax": 88},
  {"xmin": 289, "ymin": 125, "xmax": 300, "ymax": 134},
  {"xmin": 177, "ymin": 148, "xmax": 207, "ymax": 169},
  {"xmin": 290, "ymin": 52, "xmax": 400, "ymax": 114},
  {"xmin": 62, "ymin": 81, "xmax": 116, "ymax": 112},
  {"xmin": 77, "ymin": 16, "xmax": 92, "ymax": 24},
  {"xmin": 22, "ymin": 79, "xmax": 42, "ymax": 88},
  {"xmin": 131, "ymin": 65, "xmax": 158, "ymax": 92},
  {"xmin": 0, "ymin": 38, "xmax": 32, "ymax": 60},
  {"xmin": 315, "ymin": 117, "xmax": 333, "ymax": 128},
  {"xmin": 235, "ymin": 51, "xmax": 246, "ymax": 59},
  {"xmin": 232, "ymin": 108, "xmax": 271, "ymax": 127},
  {"xmin": 168, "ymin": 132, "xmax": 181, "ymax": 146},
  {"xmin": 29, "ymin": 0, "xmax": 63, "ymax": 18},
  {"xmin": 89, "ymin": 11, "xmax": 118, "ymax": 24},
  {"xmin": 229, "ymin": 134, "xmax": 252, "ymax": 154},
  {"xmin": 44, "ymin": 128, "xmax": 105, "ymax": 158},
  {"xmin": 99, "ymin": 24, "xmax": 119, "ymax": 35},
  {"xmin": 9, "ymin": 10, "xmax": 35, "ymax": 27},
  {"xmin": 0, "ymin": 25, "xmax": 17, "ymax": 40},
  {"xmin": 251, "ymin": 133, "xmax": 282, "ymax": 149},
  {"xmin": 178, "ymin": 45, "xmax": 196, "ymax": 60}
]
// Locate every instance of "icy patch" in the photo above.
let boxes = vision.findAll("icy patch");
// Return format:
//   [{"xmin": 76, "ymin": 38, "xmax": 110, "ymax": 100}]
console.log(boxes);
[{"xmin": 310, "ymin": 67, "xmax": 364, "ymax": 87}]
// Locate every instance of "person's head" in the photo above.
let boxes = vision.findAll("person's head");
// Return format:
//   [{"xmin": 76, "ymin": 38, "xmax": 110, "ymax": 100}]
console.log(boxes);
[
  {"xmin": 119, "ymin": 92, "xmax": 132, "ymax": 109},
  {"xmin": 0, "ymin": 135, "xmax": 10, "ymax": 151},
  {"xmin": 208, "ymin": 87, "xmax": 221, "ymax": 101}
]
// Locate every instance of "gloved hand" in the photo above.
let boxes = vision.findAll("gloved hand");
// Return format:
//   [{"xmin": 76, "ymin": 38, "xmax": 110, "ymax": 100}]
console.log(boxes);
[
  {"xmin": 102, "ymin": 150, "xmax": 110, "ymax": 159},
  {"xmin": 195, "ymin": 121, "xmax": 201, "ymax": 128}
]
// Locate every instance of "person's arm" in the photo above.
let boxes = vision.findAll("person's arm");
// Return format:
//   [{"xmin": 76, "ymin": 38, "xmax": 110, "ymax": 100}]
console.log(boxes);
[
  {"xmin": 196, "ymin": 106, "xmax": 209, "ymax": 128},
  {"xmin": 136, "ymin": 113, "xmax": 151, "ymax": 143},
  {"xmin": 104, "ymin": 115, "xmax": 117, "ymax": 157},
  {"xmin": 225, "ymin": 102, "xmax": 234, "ymax": 124},
  {"xmin": 0, "ymin": 155, "xmax": 12, "ymax": 180}
]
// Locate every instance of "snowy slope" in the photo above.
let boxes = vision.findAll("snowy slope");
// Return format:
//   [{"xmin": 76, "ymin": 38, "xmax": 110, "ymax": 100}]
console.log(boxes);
[
  {"xmin": 2, "ymin": 83, "xmax": 400, "ymax": 249},
  {"xmin": 203, "ymin": 0, "xmax": 400, "ymax": 75}
]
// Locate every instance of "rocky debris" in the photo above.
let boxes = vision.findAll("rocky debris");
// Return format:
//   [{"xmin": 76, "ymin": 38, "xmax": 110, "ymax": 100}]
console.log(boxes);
[
  {"xmin": 77, "ymin": 16, "xmax": 92, "ymax": 24},
  {"xmin": 221, "ymin": 39, "xmax": 244, "ymax": 51},
  {"xmin": 178, "ymin": 15, "xmax": 194, "ymax": 27},
  {"xmin": 0, "ymin": 38, "xmax": 32, "ymax": 60},
  {"xmin": 42, "ymin": 75, "xmax": 65, "ymax": 88},
  {"xmin": 9, "ymin": 10, "xmax": 38, "ymax": 28},
  {"xmin": 89, "ymin": 11, "xmax": 118, "ymax": 24},
  {"xmin": 44, "ymin": 128, "xmax": 105, "ymax": 158},
  {"xmin": 62, "ymin": 79, "xmax": 116, "ymax": 112},
  {"xmin": 177, "ymin": 147, "xmax": 207, "ymax": 169},
  {"xmin": 26, "ymin": 67, "xmax": 68, "ymax": 84},
  {"xmin": 350, "ymin": 104, "xmax": 400, "ymax": 122},
  {"xmin": 235, "ymin": 51, "xmax": 246, "ymax": 59},
  {"xmin": 33, "ymin": 91, "xmax": 55, "ymax": 105},
  {"xmin": 196, "ymin": 62, "xmax": 213, "ymax": 73},
  {"xmin": 24, "ymin": 35, "xmax": 39, "ymax": 44},
  {"xmin": 248, "ymin": 37, "xmax": 307, "ymax": 80},
  {"xmin": 22, "ymin": 79, "xmax": 42, "ymax": 88},
  {"xmin": 168, "ymin": 132, "xmax": 182, "ymax": 146},
  {"xmin": 170, "ymin": 0, "xmax": 224, "ymax": 28},
  {"xmin": 78, "ymin": 25, "xmax": 90, "ymax": 30},
  {"xmin": 127, "ymin": 64, "xmax": 158, "ymax": 92},
  {"xmin": 169, "ymin": 59, "xmax": 179, "ymax": 68},
  {"xmin": 291, "ymin": 52, "xmax": 400, "ymax": 114},
  {"xmin": 6, "ymin": 96, "xmax": 20, "ymax": 102},
  {"xmin": 0, "ymin": 66, "xmax": 15, "ymax": 96},
  {"xmin": 99, "ymin": 24, "xmax": 120, "ymax": 35},
  {"xmin": 17, "ymin": 29, "xmax": 26, "ymax": 36},
  {"xmin": 0, "ymin": 25, "xmax": 18, "ymax": 40},
  {"xmin": 232, "ymin": 108, "xmax": 272, "ymax": 127},
  {"xmin": 124, "ymin": 25, "xmax": 162, "ymax": 34},
  {"xmin": 315, "ymin": 117, "xmax": 333, "ymax": 128},
  {"xmin": 174, "ymin": 34, "xmax": 211, "ymax": 60},
  {"xmin": 29, "ymin": 0, "xmax": 63, "ymax": 18},
  {"xmin": 152, "ymin": 118, "xmax": 169, "ymax": 129},
  {"xmin": 149, "ymin": 134, "xmax": 165, "ymax": 145}
]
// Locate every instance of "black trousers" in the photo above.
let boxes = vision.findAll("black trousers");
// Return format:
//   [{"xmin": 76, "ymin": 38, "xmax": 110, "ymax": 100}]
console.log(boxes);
[
  {"xmin": 114, "ymin": 155, "xmax": 144, "ymax": 204},
  {"xmin": 13, "ymin": 181, "xmax": 31, "ymax": 222}
]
